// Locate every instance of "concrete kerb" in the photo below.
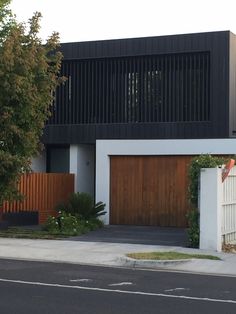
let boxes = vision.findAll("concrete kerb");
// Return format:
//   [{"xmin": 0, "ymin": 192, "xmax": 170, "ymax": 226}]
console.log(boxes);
[
  {"xmin": 119, "ymin": 256, "xmax": 194, "ymax": 268},
  {"xmin": 117, "ymin": 246, "xmax": 225, "ymax": 270}
]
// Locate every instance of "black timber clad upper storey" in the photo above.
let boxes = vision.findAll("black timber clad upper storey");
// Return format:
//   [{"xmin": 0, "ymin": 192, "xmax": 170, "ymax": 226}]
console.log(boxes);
[
  {"xmin": 50, "ymin": 52, "xmax": 210, "ymax": 124},
  {"xmin": 43, "ymin": 31, "xmax": 231, "ymax": 144}
]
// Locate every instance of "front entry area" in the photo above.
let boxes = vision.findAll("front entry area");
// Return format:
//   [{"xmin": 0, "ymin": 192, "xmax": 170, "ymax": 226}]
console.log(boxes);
[{"xmin": 110, "ymin": 156, "xmax": 192, "ymax": 227}]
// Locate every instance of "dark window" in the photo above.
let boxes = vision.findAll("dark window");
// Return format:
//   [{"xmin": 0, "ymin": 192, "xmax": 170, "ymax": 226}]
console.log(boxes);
[
  {"xmin": 46, "ymin": 146, "xmax": 69, "ymax": 173},
  {"xmin": 49, "ymin": 52, "xmax": 210, "ymax": 124}
]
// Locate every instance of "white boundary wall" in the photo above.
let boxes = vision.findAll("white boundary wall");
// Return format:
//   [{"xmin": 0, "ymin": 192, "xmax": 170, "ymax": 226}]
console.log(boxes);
[
  {"xmin": 200, "ymin": 168, "xmax": 222, "ymax": 251},
  {"xmin": 96, "ymin": 139, "xmax": 236, "ymax": 225}
]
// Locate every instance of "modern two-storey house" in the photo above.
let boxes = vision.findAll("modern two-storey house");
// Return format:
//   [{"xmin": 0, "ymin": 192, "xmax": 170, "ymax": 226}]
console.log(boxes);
[{"xmin": 32, "ymin": 30, "xmax": 236, "ymax": 227}]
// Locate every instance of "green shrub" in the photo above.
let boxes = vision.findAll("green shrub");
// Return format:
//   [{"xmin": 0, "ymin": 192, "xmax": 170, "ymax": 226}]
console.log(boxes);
[
  {"xmin": 84, "ymin": 217, "xmax": 104, "ymax": 230},
  {"xmin": 56, "ymin": 192, "xmax": 106, "ymax": 220},
  {"xmin": 43, "ymin": 211, "xmax": 87, "ymax": 236},
  {"xmin": 186, "ymin": 209, "xmax": 199, "ymax": 248},
  {"xmin": 43, "ymin": 216, "xmax": 59, "ymax": 233},
  {"xmin": 43, "ymin": 210, "xmax": 104, "ymax": 236}
]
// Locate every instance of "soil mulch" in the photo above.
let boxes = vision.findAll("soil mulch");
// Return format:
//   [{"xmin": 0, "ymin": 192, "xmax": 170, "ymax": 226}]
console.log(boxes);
[{"xmin": 222, "ymin": 244, "xmax": 236, "ymax": 253}]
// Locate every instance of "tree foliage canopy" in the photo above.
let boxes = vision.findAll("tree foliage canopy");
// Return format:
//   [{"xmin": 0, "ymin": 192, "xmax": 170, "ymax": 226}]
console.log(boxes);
[{"xmin": 0, "ymin": 0, "xmax": 63, "ymax": 205}]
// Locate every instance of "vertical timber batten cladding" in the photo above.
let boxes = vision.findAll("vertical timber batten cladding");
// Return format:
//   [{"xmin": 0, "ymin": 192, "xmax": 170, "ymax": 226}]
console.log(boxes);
[
  {"xmin": 43, "ymin": 30, "xmax": 233, "ymax": 145},
  {"xmin": 2, "ymin": 173, "xmax": 74, "ymax": 224},
  {"xmin": 50, "ymin": 52, "xmax": 210, "ymax": 124},
  {"xmin": 110, "ymin": 156, "xmax": 193, "ymax": 227}
]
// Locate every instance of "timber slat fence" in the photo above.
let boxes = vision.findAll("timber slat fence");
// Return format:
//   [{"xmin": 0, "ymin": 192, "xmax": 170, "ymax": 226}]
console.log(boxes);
[
  {"xmin": 1, "ymin": 173, "xmax": 74, "ymax": 224},
  {"xmin": 200, "ymin": 165, "xmax": 236, "ymax": 251},
  {"xmin": 222, "ymin": 166, "xmax": 236, "ymax": 243}
]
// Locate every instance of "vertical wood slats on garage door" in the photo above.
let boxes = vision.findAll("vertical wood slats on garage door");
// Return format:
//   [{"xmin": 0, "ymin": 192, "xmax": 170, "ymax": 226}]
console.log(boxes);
[{"xmin": 110, "ymin": 156, "xmax": 193, "ymax": 227}]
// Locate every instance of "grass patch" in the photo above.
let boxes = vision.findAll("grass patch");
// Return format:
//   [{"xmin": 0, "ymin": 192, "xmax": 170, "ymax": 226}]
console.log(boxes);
[{"xmin": 127, "ymin": 251, "xmax": 221, "ymax": 261}]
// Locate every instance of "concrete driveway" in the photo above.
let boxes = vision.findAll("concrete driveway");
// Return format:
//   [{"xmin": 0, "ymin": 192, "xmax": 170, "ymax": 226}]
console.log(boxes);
[{"xmin": 69, "ymin": 225, "xmax": 188, "ymax": 247}]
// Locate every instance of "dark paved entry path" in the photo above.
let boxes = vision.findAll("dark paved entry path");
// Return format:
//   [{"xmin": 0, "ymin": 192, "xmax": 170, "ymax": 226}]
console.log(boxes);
[{"xmin": 70, "ymin": 225, "xmax": 188, "ymax": 247}]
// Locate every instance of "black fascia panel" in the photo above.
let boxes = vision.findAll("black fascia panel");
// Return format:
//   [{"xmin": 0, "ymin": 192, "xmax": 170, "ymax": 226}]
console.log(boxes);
[{"xmin": 60, "ymin": 31, "xmax": 229, "ymax": 60}]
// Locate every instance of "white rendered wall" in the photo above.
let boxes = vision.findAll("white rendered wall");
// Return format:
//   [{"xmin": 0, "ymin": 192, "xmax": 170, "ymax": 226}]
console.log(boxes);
[
  {"xmin": 70, "ymin": 145, "xmax": 79, "ymax": 192},
  {"xmin": 70, "ymin": 145, "xmax": 95, "ymax": 197},
  {"xmin": 199, "ymin": 168, "xmax": 222, "ymax": 251},
  {"xmin": 96, "ymin": 138, "xmax": 236, "ymax": 225},
  {"xmin": 31, "ymin": 151, "xmax": 46, "ymax": 172}
]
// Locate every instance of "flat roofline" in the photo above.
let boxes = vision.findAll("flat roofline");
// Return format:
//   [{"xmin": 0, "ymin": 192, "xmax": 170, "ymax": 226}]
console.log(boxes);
[
  {"xmin": 59, "ymin": 30, "xmax": 231, "ymax": 61},
  {"xmin": 60, "ymin": 30, "xmax": 232, "ymax": 45}
]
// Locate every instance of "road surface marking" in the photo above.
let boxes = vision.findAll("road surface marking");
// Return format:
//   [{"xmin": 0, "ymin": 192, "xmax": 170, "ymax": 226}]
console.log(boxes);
[
  {"xmin": 109, "ymin": 282, "xmax": 133, "ymax": 286},
  {"xmin": 70, "ymin": 279, "xmax": 92, "ymax": 282},
  {"xmin": 0, "ymin": 278, "xmax": 236, "ymax": 304},
  {"xmin": 165, "ymin": 288, "xmax": 189, "ymax": 292}
]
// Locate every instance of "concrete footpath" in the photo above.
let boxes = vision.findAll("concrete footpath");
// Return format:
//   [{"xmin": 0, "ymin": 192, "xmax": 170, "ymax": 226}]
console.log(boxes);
[{"xmin": 0, "ymin": 238, "xmax": 236, "ymax": 276}]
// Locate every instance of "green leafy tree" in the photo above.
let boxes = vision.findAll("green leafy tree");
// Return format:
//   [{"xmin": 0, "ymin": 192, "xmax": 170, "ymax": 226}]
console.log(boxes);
[{"xmin": 0, "ymin": 0, "xmax": 64, "ymax": 206}]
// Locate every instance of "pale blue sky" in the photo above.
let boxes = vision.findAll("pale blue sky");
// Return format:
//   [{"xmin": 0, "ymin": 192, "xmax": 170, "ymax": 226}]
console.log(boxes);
[{"xmin": 11, "ymin": 0, "xmax": 236, "ymax": 43}]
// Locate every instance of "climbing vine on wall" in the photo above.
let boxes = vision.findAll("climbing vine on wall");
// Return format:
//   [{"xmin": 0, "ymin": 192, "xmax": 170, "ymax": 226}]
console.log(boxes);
[
  {"xmin": 188, "ymin": 154, "xmax": 226, "ymax": 208},
  {"xmin": 187, "ymin": 154, "xmax": 226, "ymax": 247}
]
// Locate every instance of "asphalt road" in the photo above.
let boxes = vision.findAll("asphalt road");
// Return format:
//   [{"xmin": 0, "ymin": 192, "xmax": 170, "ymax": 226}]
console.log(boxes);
[{"xmin": 0, "ymin": 259, "xmax": 236, "ymax": 314}]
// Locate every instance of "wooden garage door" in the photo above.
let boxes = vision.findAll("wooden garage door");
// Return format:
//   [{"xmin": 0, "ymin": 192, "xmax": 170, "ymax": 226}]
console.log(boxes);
[{"xmin": 110, "ymin": 156, "xmax": 193, "ymax": 227}]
